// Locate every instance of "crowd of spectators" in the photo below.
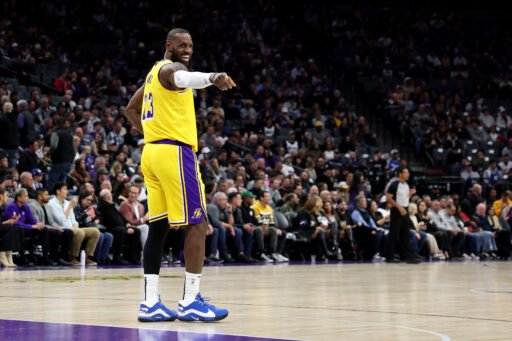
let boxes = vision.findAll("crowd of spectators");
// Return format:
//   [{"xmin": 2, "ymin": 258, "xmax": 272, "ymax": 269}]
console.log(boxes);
[
  {"xmin": 1, "ymin": 2, "xmax": 512, "ymax": 266},
  {"xmin": 326, "ymin": 7, "xmax": 512, "ymax": 190}
]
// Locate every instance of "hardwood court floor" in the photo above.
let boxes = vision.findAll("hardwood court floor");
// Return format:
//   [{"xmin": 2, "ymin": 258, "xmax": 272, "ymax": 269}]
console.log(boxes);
[{"xmin": 0, "ymin": 261, "xmax": 511, "ymax": 340}]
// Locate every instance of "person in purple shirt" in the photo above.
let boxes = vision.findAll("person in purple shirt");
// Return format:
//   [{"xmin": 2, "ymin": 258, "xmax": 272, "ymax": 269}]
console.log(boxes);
[
  {"xmin": 3, "ymin": 188, "xmax": 43, "ymax": 230},
  {"xmin": 3, "ymin": 188, "xmax": 54, "ymax": 265}
]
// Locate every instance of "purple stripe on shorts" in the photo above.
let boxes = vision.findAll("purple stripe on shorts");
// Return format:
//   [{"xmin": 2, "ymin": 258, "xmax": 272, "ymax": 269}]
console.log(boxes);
[{"xmin": 181, "ymin": 145, "xmax": 206, "ymax": 225}]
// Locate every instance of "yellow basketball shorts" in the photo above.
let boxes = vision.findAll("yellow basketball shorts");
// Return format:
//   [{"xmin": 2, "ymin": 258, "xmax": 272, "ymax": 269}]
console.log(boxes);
[{"xmin": 141, "ymin": 140, "xmax": 207, "ymax": 227}]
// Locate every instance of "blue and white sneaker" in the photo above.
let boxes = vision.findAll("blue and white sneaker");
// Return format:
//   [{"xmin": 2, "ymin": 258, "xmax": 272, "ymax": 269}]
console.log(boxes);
[
  {"xmin": 178, "ymin": 293, "xmax": 229, "ymax": 322},
  {"xmin": 138, "ymin": 295, "xmax": 178, "ymax": 322}
]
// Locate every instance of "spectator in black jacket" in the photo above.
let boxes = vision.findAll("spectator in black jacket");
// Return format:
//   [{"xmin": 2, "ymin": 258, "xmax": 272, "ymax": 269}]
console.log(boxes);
[
  {"xmin": 97, "ymin": 189, "xmax": 139, "ymax": 264},
  {"xmin": 17, "ymin": 140, "xmax": 43, "ymax": 175},
  {"xmin": 229, "ymin": 191, "xmax": 255, "ymax": 262},
  {"xmin": 297, "ymin": 196, "xmax": 335, "ymax": 260}
]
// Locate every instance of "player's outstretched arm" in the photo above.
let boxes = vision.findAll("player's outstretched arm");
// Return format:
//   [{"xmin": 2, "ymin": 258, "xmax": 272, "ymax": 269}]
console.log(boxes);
[
  {"xmin": 124, "ymin": 85, "xmax": 144, "ymax": 133},
  {"xmin": 159, "ymin": 62, "xmax": 236, "ymax": 91}
]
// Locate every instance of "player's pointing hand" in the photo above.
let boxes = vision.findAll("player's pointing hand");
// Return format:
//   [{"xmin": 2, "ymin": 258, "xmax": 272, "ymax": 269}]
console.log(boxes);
[{"xmin": 210, "ymin": 73, "xmax": 237, "ymax": 91}]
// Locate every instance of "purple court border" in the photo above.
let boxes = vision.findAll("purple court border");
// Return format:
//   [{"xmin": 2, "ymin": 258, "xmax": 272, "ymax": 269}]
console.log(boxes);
[
  {"xmin": 0, "ymin": 319, "xmax": 296, "ymax": 341},
  {"xmin": 7, "ymin": 257, "xmax": 506, "ymax": 271}
]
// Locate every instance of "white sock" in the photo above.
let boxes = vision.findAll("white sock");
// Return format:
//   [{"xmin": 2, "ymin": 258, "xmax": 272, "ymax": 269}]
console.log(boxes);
[
  {"xmin": 183, "ymin": 272, "xmax": 201, "ymax": 303},
  {"xmin": 144, "ymin": 274, "xmax": 159, "ymax": 303}
]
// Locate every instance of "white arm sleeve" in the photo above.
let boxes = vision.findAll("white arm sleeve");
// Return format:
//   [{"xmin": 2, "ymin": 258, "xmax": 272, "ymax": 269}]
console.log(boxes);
[{"xmin": 173, "ymin": 70, "xmax": 214, "ymax": 89}]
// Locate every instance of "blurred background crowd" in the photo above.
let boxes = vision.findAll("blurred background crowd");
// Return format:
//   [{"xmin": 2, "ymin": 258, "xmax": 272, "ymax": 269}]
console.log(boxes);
[{"xmin": 1, "ymin": 1, "xmax": 512, "ymax": 267}]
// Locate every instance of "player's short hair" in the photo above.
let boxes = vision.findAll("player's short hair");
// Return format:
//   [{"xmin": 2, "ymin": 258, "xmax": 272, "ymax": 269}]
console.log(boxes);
[{"xmin": 167, "ymin": 28, "xmax": 190, "ymax": 40}]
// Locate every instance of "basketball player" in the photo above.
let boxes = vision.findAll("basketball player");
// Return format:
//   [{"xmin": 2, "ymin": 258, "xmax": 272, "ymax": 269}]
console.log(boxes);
[{"xmin": 124, "ymin": 28, "xmax": 236, "ymax": 322}]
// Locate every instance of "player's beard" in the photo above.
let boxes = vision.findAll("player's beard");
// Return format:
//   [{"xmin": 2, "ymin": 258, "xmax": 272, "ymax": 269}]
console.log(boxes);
[{"xmin": 170, "ymin": 49, "xmax": 193, "ymax": 70}]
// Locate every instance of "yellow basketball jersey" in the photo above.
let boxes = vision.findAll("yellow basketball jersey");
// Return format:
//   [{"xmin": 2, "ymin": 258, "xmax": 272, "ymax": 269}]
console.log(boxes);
[{"xmin": 141, "ymin": 60, "xmax": 198, "ymax": 151}]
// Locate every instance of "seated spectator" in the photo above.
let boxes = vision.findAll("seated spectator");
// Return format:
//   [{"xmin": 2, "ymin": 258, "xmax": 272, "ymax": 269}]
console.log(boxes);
[
  {"xmin": 28, "ymin": 188, "xmax": 73, "ymax": 266},
  {"xmin": 207, "ymin": 192, "xmax": 239, "ymax": 263},
  {"xmin": 3, "ymin": 188, "xmax": 49, "ymax": 266},
  {"xmin": 74, "ymin": 191, "xmax": 113, "ymax": 265},
  {"xmin": 323, "ymin": 200, "xmax": 343, "ymax": 260},
  {"xmin": 229, "ymin": 192, "xmax": 256, "ymax": 262},
  {"xmin": 93, "ymin": 167, "xmax": 110, "ymax": 194},
  {"xmin": 279, "ymin": 193, "xmax": 300, "ymax": 215},
  {"xmin": 97, "ymin": 189, "xmax": 139, "ymax": 264},
  {"xmin": 335, "ymin": 200, "xmax": 356, "ymax": 259},
  {"xmin": 428, "ymin": 201, "xmax": 465, "ymax": 259},
  {"xmin": 492, "ymin": 190, "xmax": 512, "ymax": 217},
  {"xmin": 268, "ymin": 178, "xmax": 282, "ymax": 207},
  {"xmin": 486, "ymin": 206, "xmax": 512, "ymax": 259},
  {"xmin": 297, "ymin": 196, "xmax": 336, "ymax": 260},
  {"xmin": 69, "ymin": 158, "xmax": 91, "ymax": 189},
  {"xmin": 454, "ymin": 204, "xmax": 483, "ymax": 259},
  {"xmin": 19, "ymin": 171, "xmax": 37, "ymax": 199},
  {"xmin": 31, "ymin": 168, "xmax": 44, "ymax": 190},
  {"xmin": 119, "ymin": 185, "xmax": 149, "ymax": 254},
  {"xmin": 410, "ymin": 200, "xmax": 449, "ymax": 260},
  {"xmin": 471, "ymin": 203, "xmax": 499, "ymax": 259},
  {"xmin": 409, "ymin": 203, "xmax": 444, "ymax": 260},
  {"xmin": 253, "ymin": 191, "xmax": 288, "ymax": 262},
  {"xmin": 113, "ymin": 180, "xmax": 131, "ymax": 205},
  {"xmin": 0, "ymin": 185, "xmax": 20, "ymax": 267},
  {"xmin": 239, "ymin": 191, "xmax": 269, "ymax": 262},
  {"xmin": 46, "ymin": 182, "xmax": 100, "ymax": 266},
  {"xmin": 351, "ymin": 195, "xmax": 384, "ymax": 261}
]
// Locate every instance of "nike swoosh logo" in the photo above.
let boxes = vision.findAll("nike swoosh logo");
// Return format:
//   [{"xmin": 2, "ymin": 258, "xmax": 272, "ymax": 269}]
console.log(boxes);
[
  {"xmin": 180, "ymin": 308, "xmax": 215, "ymax": 318},
  {"xmin": 139, "ymin": 308, "xmax": 172, "ymax": 318}
]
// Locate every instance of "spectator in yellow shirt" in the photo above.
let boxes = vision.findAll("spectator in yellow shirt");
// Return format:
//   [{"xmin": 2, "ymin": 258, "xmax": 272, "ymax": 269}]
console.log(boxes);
[
  {"xmin": 252, "ymin": 191, "xmax": 288, "ymax": 262},
  {"xmin": 492, "ymin": 191, "xmax": 512, "ymax": 217}
]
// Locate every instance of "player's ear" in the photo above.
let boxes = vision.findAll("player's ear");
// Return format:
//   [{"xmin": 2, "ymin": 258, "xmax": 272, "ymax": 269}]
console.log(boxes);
[{"xmin": 165, "ymin": 39, "xmax": 173, "ymax": 52}]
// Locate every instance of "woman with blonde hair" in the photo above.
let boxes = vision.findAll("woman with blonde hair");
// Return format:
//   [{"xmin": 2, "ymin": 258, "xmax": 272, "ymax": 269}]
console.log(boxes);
[{"xmin": 409, "ymin": 203, "xmax": 445, "ymax": 260}]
